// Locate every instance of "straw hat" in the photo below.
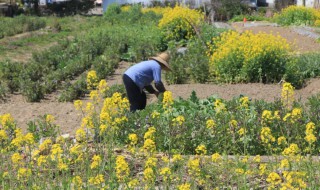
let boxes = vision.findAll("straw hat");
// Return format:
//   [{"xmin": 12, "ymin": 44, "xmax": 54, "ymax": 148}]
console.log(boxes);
[{"xmin": 150, "ymin": 52, "xmax": 171, "ymax": 71}]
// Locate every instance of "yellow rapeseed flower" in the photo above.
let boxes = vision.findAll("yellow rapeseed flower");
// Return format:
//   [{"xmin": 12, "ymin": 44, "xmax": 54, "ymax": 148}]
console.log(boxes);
[
  {"xmin": 187, "ymin": 158, "xmax": 200, "ymax": 177},
  {"xmin": 238, "ymin": 128, "xmax": 246, "ymax": 136},
  {"xmin": 72, "ymin": 176, "xmax": 83, "ymax": 188},
  {"xmin": 144, "ymin": 127, "xmax": 156, "ymax": 140},
  {"xmin": 98, "ymin": 79, "xmax": 109, "ymax": 94},
  {"xmin": 253, "ymin": 155, "xmax": 261, "ymax": 163},
  {"xmin": 172, "ymin": 115, "xmax": 185, "ymax": 126},
  {"xmin": 75, "ymin": 128, "xmax": 86, "ymax": 143},
  {"xmin": 266, "ymin": 172, "xmax": 282, "ymax": 185},
  {"xmin": 0, "ymin": 129, "xmax": 8, "ymax": 141},
  {"xmin": 11, "ymin": 153, "xmax": 23, "ymax": 165},
  {"xmin": 37, "ymin": 155, "xmax": 47, "ymax": 167},
  {"xmin": 143, "ymin": 167, "xmax": 155, "ymax": 183},
  {"xmin": 278, "ymin": 136, "xmax": 287, "ymax": 146},
  {"xmin": 259, "ymin": 163, "xmax": 267, "ymax": 175},
  {"xmin": 87, "ymin": 70, "xmax": 99, "ymax": 90},
  {"xmin": 128, "ymin": 133, "xmax": 138, "ymax": 145},
  {"xmin": 172, "ymin": 154, "xmax": 183, "ymax": 162},
  {"xmin": 211, "ymin": 153, "xmax": 222, "ymax": 163},
  {"xmin": 45, "ymin": 114, "xmax": 55, "ymax": 123},
  {"xmin": 162, "ymin": 91, "xmax": 174, "ymax": 109},
  {"xmin": 282, "ymin": 143, "xmax": 300, "ymax": 156},
  {"xmin": 88, "ymin": 174, "xmax": 104, "ymax": 185},
  {"xmin": 74, "ymin": 100, "xmax": 83, "ymax": 111},
  {"xmin": 206, "ymin": 119, "xmax": 215, "ymax": 129},
  {"xmin": 195, "ymin": 144, "xmax": 207, "ymax": 155},
  {"xmin": 235, "ymin": 168, "xmax": 244, "ymax": 174},
  {"xmin": 145, "ymin": 157, "xmax": 157, "ymax": 168},
  {"xmin": 90, "ymin": 155, "xmax": 102, "ymax": 169},
  {"xmin": 280, "ymin": 159, "xmax": 290, "ymax": 169},
  {"xmin": 128, "ymin": 179, "xmax": 139, "ymax": 188},
  {"xmin": 143, "ymin": 139, "xmax": 156, "ymax": 153},
  {"xmin": 160, "ymin": 167, "xmax": 171, "ymax": 181},
  {"xmin": 115, "ymin": 155, "xmax": 130, "ymax": 182},
  {"xmin": 24, "ymin": 133, "xmax": 35, "ymax": 145},
  {"xmin": 178, "ymin": 183, "xmax": 191, "ymax": 190},
  {"xmin": 0, "ymin": 113, "xmax": 15, "ymax": 129},
  {"xmin": 281, "ymin": 82, "xmax": 295, "ymax": 109},
  {"xmin": 17, "ymin": 167, "xmax": 32, "ymax": 180}
]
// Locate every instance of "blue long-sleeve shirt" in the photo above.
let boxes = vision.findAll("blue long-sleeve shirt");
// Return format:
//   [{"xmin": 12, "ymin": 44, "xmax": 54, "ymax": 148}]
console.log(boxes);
[{"xmin": 124, "ymin": 60, "xmax": 165, "ymax": 92}]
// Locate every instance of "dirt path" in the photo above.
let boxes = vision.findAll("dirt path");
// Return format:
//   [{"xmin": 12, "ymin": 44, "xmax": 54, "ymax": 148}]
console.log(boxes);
[{"xmin": 1, "ymin": 23, "xmax": 320, "ymax": 135}]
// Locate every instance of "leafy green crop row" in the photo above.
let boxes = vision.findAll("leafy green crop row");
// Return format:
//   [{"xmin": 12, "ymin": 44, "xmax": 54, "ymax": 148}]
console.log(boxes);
[{"xmin": 0, "ymin": 15, "xmax": 46, "ymax": 39}]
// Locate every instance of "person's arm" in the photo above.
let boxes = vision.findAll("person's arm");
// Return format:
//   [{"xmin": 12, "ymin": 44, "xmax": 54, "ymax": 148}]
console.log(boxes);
[
  {"xmin": 145, "ymin": 85, "xmax": 156, "ymax": 94},
  {"xmin": 155, "ymin": 81, "xmax": 166, "ymax": 93}
]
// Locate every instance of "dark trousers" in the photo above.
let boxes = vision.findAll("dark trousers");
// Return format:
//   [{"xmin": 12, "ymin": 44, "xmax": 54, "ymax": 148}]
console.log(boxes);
[{"xmin": 123, "ymin": 74, "xmax": 146, "ymax": 112}]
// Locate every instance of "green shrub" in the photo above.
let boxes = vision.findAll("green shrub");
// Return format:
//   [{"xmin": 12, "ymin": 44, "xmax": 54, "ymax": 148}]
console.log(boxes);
[
  {"xmin": 0, "ymin": 61, "xmax": 23, "ymax": 93},
  {"xmin": 104, "ymin": 3, "xmax": 122, "ymax": 24},
  {"xmin": 58, "ymin": 77, "xmax": 87, "ymax": 102},
  {"xmin": 296, "ymin": 52, "xmax": 320, "ymax": 79},
  {"xmin": 27, "ymin": 114, "xmax": 60, "ymax": 142},
  {"xmin": 21, "ymin": 81, "xmax": 44, "ymax": 102},
  {"xmin": 274, "ymin": 5, "xmax": 320, "ymax": 26},
  {"xmin": 0, "ymin": 16, "xmax": 47, "ymax": 38},
  {"xmin": 307, "ymin": 93, "xmax": 320, "ymax": 122},
  {"xmin": 165, "ymin": 24, "xmax": 224, "ymax": 84}
]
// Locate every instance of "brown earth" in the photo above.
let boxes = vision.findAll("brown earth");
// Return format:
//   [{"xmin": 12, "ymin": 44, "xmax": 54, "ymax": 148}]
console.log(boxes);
[{"xmin": 1, "ymin": 23, "xmax": 320, "ymax": 135}]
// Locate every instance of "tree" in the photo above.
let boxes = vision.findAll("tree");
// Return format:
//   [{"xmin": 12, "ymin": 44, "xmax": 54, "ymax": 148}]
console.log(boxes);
[{"xmin": 274, "ymin": 0, "xmax": 296, "ymax": 11}]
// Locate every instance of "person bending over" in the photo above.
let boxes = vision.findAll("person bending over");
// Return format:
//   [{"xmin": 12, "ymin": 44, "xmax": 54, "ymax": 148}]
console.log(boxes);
[{"xmin": 122, "ymin": 52, "xmax": 171, "ymax": 112}]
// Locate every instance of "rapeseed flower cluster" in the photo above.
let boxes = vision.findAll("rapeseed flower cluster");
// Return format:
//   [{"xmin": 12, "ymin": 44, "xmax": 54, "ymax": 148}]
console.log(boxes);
[
  {"xmin": 206, "ymin": 119, "xmax": 215, "ymax": 129},
  {"xmin": 262, "ymin": 110, "xmax": 280, "ymax": 125},
  {"xmin": 305, "ymin": 122, "xmax": 317, "ymax": 145},
  {"xmin": 90, "ymin": 154, "xmax": 102, "ymax": 169},
  {"xmin": 211, "ymin": 153, "xmax": 222, "ymax": 163},
  {"xmin": 143, "ymin": 126, "xmax": 156, "ymax": 152},
  {"xmin": 260, "ymin": 127, "xmax": 275, "ymax": 145},
  {"xmin": 86, "ymin": 70, "xmax": 99, "ymax": 90},
  {"xmin": 172, "ymin": 115, "xmax": 185, "ymax": 126},
  {"xmin": 195, "ymin": 144, "xmax": 207, "ymax": 155},
  {"xmin": 158, "ymin": 5, "xmax": 204, "ymax": 42},
  {"xmin": 281, "ymin": 82, "xmax": 295, "ymax": 109},
  {"xmin": 214, "ymin": 99, "xmax": 226, "ymax": 113},
  {"xmin": 266, "ymin": 172, "xmax": 282, "ymax": 188},
  {"xmin": 208, "ymin": 30, "xmax": 292, "ymax": 83},
  {"xmin": 115, "ymin": 155, "xmax": 130, "ymax": 182},
  {"xmin": 282, "ymin": 143, "xmax": 300, "ymax": 156},
  {"xmin": 283, "ymin": 108, "xmax": 302, "ymax": 123},
  {"xmin": 239, "ymin": 96, "xmax": 250, "ymax": 108},
  {"xmin": 162, "ymin": 91, "xmax": 173, "ymax": 110}
]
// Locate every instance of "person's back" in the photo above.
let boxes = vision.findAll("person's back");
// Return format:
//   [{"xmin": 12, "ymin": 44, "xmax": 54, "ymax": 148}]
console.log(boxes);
[{"xmin": 124, "ymin": 60, "xmax": 161, "ymax": 92}]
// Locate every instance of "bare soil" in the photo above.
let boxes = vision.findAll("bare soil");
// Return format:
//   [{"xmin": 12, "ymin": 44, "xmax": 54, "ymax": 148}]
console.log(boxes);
[{"xmin": 1, "ymin": 23, "xmax": 320, "ymax": 135}]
